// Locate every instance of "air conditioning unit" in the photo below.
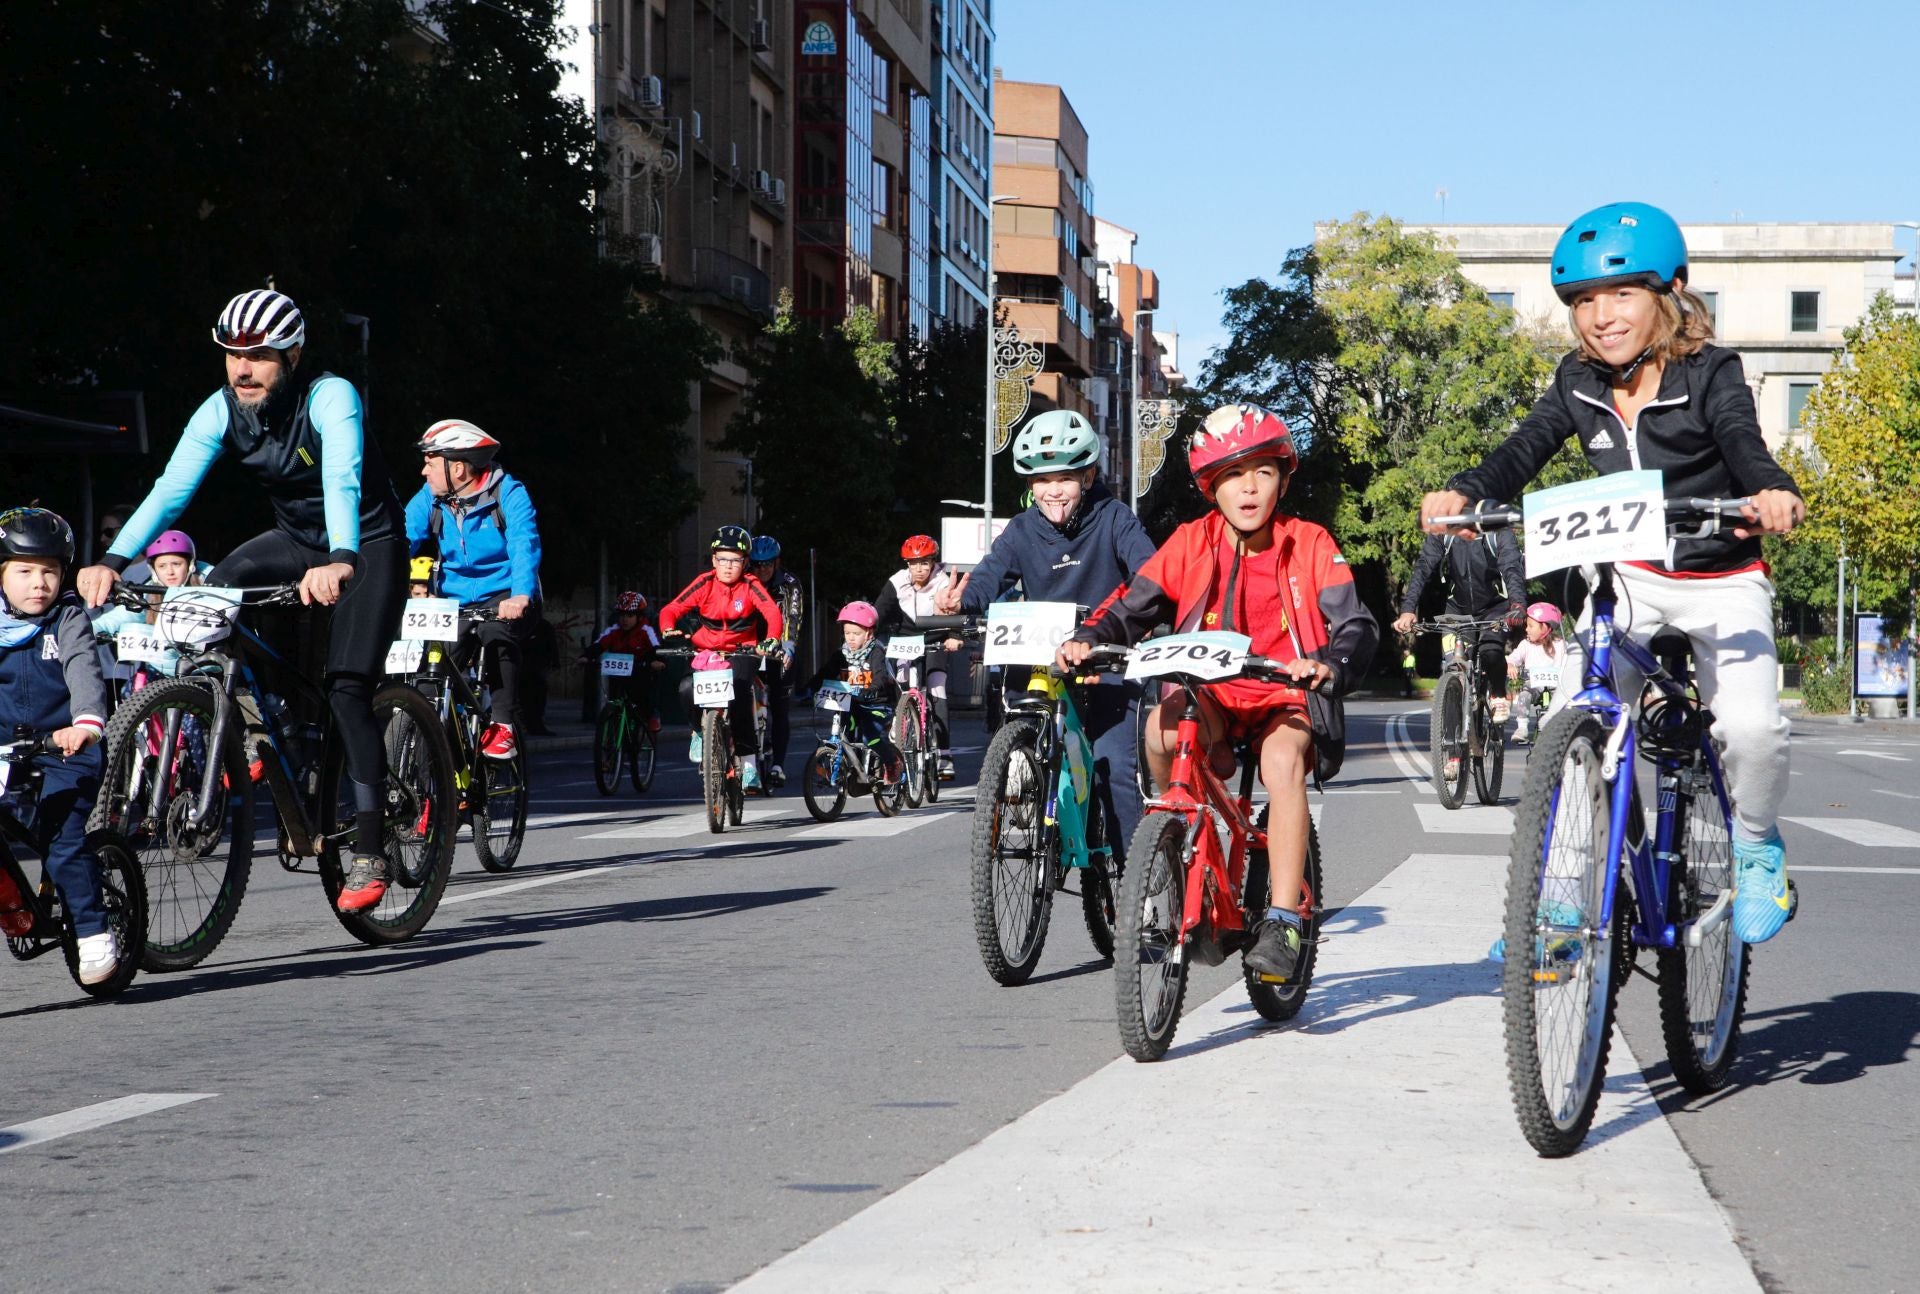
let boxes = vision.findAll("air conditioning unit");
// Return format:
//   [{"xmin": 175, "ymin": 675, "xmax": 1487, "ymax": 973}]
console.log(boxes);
[
  {"xmin": 691, "ymin": 110, "xmax": 703, "ymax": 141},
  {"xmin": 635, "ymin": 75, "xmax": 663, "ymax": 110},
  {"xmin": 749, "ymin": 18, "xmax": 771, "ymax": 51},
  {"xmin": 633, "ymin": 234, "xmax": 662, "ymax": 267},
  {"xmin": 729, "ymin": 274, "xmax": 753, "ymax": 300},
  {"xmin": 750, "ymin": 169, "xmax": 772, "ymax": 197},
  {"xmin": 770, "ymin": 177, "xmax": 786, "ymax": 205}
]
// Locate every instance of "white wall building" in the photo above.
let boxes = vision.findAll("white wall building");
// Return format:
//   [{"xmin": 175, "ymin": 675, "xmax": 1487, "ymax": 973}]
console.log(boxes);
[{"xmin": 1405, "ymin": 222, "xmax": 1906, "ymax": 453}]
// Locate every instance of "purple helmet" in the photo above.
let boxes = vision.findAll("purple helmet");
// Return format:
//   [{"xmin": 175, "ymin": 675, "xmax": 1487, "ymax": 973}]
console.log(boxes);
[{"xmin": 145, "ymin": 530, "xmax": 196, "ymax": 562}]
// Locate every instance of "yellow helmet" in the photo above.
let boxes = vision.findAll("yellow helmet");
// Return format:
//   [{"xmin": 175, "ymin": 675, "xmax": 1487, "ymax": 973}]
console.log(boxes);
[{"xmin": 409, "ymin": 556, "xmax": 437, "ymax": 582}]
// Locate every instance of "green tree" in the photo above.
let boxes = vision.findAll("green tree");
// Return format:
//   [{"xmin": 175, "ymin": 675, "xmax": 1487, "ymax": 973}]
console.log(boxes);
[{"xmin": 890, "ymin": 316, "xmax": 1012, "ymax": 537}]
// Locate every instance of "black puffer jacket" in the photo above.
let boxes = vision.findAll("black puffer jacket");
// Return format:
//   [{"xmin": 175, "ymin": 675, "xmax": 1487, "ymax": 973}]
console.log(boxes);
[{"xmin": 1448, "ymin": 344, "xmax": 1799, "ymax": 573}]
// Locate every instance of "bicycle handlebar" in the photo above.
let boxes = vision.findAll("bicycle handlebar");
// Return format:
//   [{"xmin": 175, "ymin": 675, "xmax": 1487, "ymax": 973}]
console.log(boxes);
[
  {"xmin": 0, "ymin": 735, "xmax": 55, "ymax": 761},
  {"xmin": 1427, "ymin": 497, "xmax": 1754, "ymax": 535}
]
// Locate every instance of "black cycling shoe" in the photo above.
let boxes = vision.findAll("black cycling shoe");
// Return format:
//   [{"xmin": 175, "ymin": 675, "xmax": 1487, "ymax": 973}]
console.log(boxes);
[{"xmin": 1244, "ymin": 918, "xmax": 1303, "ymax": 982}]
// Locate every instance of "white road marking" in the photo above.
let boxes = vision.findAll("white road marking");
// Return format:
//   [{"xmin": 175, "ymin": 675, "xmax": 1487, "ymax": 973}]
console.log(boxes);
[
  {"xmin": 1794, "ymin": 865, "xmax": 1920, "ymax": 875},
  {"xmin": 1781, "ymin": 817, "xmax": 1920, "ymax": 847},
  {"xmin": 0, "ymin": 1094, "xmax": 216, "ymax": 1155},
  {"xmin": 730, "ymin": 852, "xmax": 1757, "ymax": 1292},
  {"xmin": 1874, "ymin": 788, "xmax": 1920, "ymax": 801},
  {"xmin": 1319, "ymin": 787, "xmax": 1403, "ymax": 795},
  {"xmin": 578, "ymin": 815, "xmax": 714, "ymax": 840},
  {"xmin": 441, "ymin": 864, "xmax": 633, "ymax": 905},
  {"xmin": 524, "ymin": 810, "xmax": 635, "ymax": 830},
  {"xmin": 1837, "ymin": 749, "xmax": 1912, "ymax": 762},
  {"xmin": 1384, "ymin": 713, "xmax": 1437, "ymax": 792},
  {"xmin": 1414, "ymin": 802, "xmax": 1514, "ymax": 835},
  {"xmin": 794, "ymin": 811, "xmax": 962, "ymax": 839}
]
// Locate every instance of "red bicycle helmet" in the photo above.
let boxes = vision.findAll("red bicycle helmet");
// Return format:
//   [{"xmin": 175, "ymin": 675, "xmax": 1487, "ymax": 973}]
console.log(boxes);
[
  {"xmin": 614, "ymin": 591, "xmax": 648, "ymax": 614},
  {"xmin": 901, "ymin": 535, "xmax": 938, "ymax": 560},
  {"xmin": 1188, "ymin": 404, "xmax": 1298, "ymax": 497}
]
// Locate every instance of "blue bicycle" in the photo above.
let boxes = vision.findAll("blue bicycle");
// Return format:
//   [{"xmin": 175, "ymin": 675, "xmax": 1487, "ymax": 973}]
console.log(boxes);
[{"xmin": 1436, "ymin": 497, "xmax": 1797, "ymax": 1157}]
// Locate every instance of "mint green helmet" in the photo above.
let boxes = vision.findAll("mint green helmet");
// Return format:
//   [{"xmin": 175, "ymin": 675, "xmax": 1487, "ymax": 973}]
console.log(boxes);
[{"xmin": 1011, "ymin": 410, "xmax": 1101, "ymax": 476}]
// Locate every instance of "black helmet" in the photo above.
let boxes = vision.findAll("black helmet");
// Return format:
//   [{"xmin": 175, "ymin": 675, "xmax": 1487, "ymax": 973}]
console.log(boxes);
[
  {"xmin": 0, "ymin": 508, "xmax": 76, "ymax": 568},
  {"xmin": 711, "ymin": 525, "xmax": 752, "ymax": 554}
]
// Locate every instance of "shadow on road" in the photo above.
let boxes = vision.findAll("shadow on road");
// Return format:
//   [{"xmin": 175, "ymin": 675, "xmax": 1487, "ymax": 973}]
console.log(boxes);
[{"xmin": 1645, "ymin": 990, "xmax": 1920, "ymax": 1110}]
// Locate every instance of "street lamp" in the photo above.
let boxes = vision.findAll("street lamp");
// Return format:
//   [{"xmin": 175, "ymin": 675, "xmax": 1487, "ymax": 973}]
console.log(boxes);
[{"xmin": 984, "ymin": 194, "xmax": 1017, "ymax": 544}]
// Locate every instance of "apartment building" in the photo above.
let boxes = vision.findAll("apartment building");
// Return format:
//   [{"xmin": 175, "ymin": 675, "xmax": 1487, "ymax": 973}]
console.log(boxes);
[
  {"xmin": 990, "ymin": 76, "xmax": 1096, "ymax": 420},
  {"xmin": 928, "ymin": 0, "xmax": 994, "ymax": 325},
  {"xmin": 1091, "ymin": 218, "xmax": 1167, "ymax": 486},
  {"xmin": 793, "ymin": 0, "xmax": 935, "ymax": 342},
  {"xmin": 1406, "ymin": 221, "xmax": 1907, "ymax": 452}
]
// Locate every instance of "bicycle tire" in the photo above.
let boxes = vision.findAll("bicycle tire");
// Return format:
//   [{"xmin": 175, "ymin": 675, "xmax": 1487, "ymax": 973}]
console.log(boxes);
[
  {"xmin": 62, "ymin": 834, "xmax": 147, "ymax": 998},
  {"xmin": 1115, "ymin": 814, "xmax": 1190, "ymax": 1061},
  {"xmin": 802, "ymin": 744, "xmax": 847, "ymax": 822},
  {"xmin": 701, "ymin": 709, "xmax": 729, "ymax": 833},
  {"xmin": 1503, "ymin": 710, "xmax": 1626, "ymax": 1156},
  {"xmin": 90, "ymin": 675, "xmax": 252, "ymax": 972},
  {"xmin": 1080, "ymin": 856, "xmax": 1117, "ymax": 962},
  {"xmin": 471, "ymin": 745, "xmax": 529, "ymax": 874},
  {"xmin": 319, "ymin": 684, "xmax": 458, "ymax": 945},
  {"xmin": 1473, "ymin": 695, "xmax": 1506, "ymax": 805},
  {"xmin": 629, "ymin": 722, "xmax": 657, "ymax": 793},
  {"xmin": 894, "ymin": 698, "xmax": 925, "ymax": 809},
  {"xmin": 1243, "ymin": 808, "xmax": 1324, "ymax": 1022},
  {"xmin": 1657, "ymin": 764, "xmax": 1749, "ymax": 1093},
  {"xmin": 968, "ymin": 720, "xmax": 1053, "ymax": 985},
  {"xmin": 1431, "ymin": 670, "xmax": 1468, "ymax": 808},
  {"xmin": 592, "ymin": 703, "xmax": 624, "ymax": 796}
]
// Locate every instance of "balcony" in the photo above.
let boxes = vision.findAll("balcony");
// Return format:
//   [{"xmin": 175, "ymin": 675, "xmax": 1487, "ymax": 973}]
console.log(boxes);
[
  {"xmin": 1002, "ymin": 298, "xmax": 1091, "ymax": 378},
  {"xmin": 691, "ymin": 247, "xmax": 772, "ymax": 318}
]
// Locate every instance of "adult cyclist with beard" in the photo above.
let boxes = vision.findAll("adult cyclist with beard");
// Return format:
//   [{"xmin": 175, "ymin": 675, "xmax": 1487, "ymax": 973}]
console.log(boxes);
[
  {"xmin": 935, "ymin": 409, "xmax": 1156, "ymax": 862},
  {"xmin": 77, "ymin": 289, "xmax": 409, "ymax": 913}
]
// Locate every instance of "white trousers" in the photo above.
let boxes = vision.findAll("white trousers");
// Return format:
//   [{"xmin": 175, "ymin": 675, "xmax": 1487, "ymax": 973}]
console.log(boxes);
[{"xmin": 1549, "ymin": 565, "xmax": 1789, "ymax": 841}]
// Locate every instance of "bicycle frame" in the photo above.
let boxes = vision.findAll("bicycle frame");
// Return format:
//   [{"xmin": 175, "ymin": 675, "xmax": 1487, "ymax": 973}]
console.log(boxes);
[
  {"xmin": 1144, "ymin": 682, "xmax": 1267, "ymax": 954},
  {"xmin": 1007, "ymin": 668, "xmax": 1107, "ymax": 872},
  {"xmin": 1552, "ymin": 569, "xmax": 1735, "ymax": 954}
]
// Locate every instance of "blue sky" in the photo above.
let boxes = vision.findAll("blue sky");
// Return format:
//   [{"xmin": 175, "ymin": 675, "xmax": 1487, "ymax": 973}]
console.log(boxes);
[{"xmin": 993, "ymin": 0, "xmax": 1919, "ymax": 376}]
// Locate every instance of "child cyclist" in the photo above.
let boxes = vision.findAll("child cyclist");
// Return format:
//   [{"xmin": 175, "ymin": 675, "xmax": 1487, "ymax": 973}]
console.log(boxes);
[
  {"xmin": 658, "ymin": 525, "xmax": 784, "ymax": 789},
  {"xmin": 874, "ymin": 534, "xmax": 967, "ymax": 779},
  {"xmin": 935, "ymin": 409, "xmax": 1158, "ymax": 861},
  {"xmin": 807, "ymin": 601, "xmax": 905, "ymax": 785},
  {"xmin": 1060, "ymin": 406, "xmax": 1378, "ymax": 982},
  {"xmin": 93, "ymin": 530, "xmax": 214, "ymax": 687},
  {"xmin": 1505, "ymin": 602, "xmax": 1565, "ymax": 745},
  {"xmin": 588, "ymin": 591, "xmax": 665, "ymax": 733},
  {"xmin": 0, "ymin": 508, "xmax": 119, "ymax": 984},
  {"xmin": 1420, "ymin": 201, "xmax": 1805, "ymax": 945}
]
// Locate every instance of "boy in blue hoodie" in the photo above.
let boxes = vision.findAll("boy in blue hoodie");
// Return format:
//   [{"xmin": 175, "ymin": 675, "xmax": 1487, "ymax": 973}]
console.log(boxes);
[
  {"xmin": 937, "ymin": 409, "xmax": 1156, "ymax": 857},
  {"xmin": 0, "ymin": 508, "xmax": 118, "ymax": 984}
]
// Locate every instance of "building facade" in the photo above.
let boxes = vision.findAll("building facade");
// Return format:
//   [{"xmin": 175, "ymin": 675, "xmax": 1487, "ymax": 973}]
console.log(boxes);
[
  {"xmin": 1408, "ymin": 222, "xmax": 1907, "ymax": 452},
  {"xmin": 990, "ymin": 76, "xmax": 1096, "ymax": 420},
  {"xmin": 927, "ymin": 0, "xmax": 994, "ymax": 325},
  {"xmin": 1091, "ymin": 218, "xmax": 1167, "ymax": 492}
]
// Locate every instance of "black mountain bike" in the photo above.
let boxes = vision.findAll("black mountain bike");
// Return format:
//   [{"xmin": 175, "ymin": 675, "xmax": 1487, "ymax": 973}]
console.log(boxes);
[
  {"xmin": 591, "ymin": 654, "xmax": 658, "ymax": 796},
  {"xmin": 1417, "ymin": 614, "xmax": 1508, "ymax": 808}
]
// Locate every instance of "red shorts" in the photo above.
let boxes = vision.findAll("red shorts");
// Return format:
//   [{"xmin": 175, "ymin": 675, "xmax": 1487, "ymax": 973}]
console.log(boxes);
[{"xmin": 1162, "ymin": 678, "xmax": 1309, "ymax": 741}]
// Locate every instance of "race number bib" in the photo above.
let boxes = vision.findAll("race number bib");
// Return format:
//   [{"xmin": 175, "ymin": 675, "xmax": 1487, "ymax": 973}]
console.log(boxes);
[
  {"xmin": 1527, "ymin": 664, "xmax": 1561, "ymax": 689},
  {"xmin": 1124, "ymin": 631, "xmax": 1252, "ymax": 682},
  {"xmin": 885, "ymin": 637, "xmax": 927, "ymax": 662},
  {"xmin": 1523, "ymin": 471, "xmax": 1667, "ymax": 577},
  {"xmin": 400, "ymin": 597, "xmax": 460, "ymax": 642},
  {"xmin": 983, "ymin": 601, "xmax": 1078, "ymax": 667},
  {"xmin": 815, "ymin": 684, "xmax": 854, "ymax": 714},
  {"xmin": 692, "ymin": 669, "xmax": 735, "ymax": 707},
  {"xmin": 115, "ymin": 626, "xmax": 172, "ymax": 666},
  {"xmin": 384, "ymin": 639, "xmax": 424, "ymax": 675},
  {"xmin": 600, "ymin": 652, "xmax": 635, "ymax": 678}
]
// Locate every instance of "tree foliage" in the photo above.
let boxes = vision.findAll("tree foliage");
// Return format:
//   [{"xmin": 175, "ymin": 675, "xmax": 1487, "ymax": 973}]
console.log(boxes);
[{"xmin": 0, "ymin": 0, "xmax": 713, "ymax": 579}]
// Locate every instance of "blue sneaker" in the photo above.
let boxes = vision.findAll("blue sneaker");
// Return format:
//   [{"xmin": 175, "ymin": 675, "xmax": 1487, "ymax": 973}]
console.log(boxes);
[
  {"xmin": 741, "ymin": 761, "xmax": 761, "ymax": 792},
  {"xmin": 689, "ymin": 731, "xmax": 703, "ymax": 764},
  {"xmin": 1490, "ymin": 900, "xmax": 1584, "ymax": 964},
  {"xmin": 1732, "ymin": 829, "xmax": 1791, "ymax": 944}
]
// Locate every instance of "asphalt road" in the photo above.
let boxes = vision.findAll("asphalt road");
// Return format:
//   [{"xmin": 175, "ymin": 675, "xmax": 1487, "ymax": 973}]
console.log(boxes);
[{"xmin": 3, "ymin": 702, "xmax": 1917, "ymax": 1292}]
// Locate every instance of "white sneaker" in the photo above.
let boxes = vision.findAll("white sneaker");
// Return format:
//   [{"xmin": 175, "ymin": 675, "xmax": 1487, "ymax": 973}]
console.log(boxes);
[
  {"xmin": 76, "ymin": 931, "xmax": 119, "ymax": 986},
  {"xmin": 1491, "ymin": 698, "xmax": 1511, "ymax": 723}
]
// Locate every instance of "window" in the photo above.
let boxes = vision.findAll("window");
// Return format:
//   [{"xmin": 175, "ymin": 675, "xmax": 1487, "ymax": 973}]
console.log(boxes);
[
  {"xmin": 1786, "ymin": 381, "xmax": 1816, "ymax": 432},
  {"xmin": 872, "ymin": 56, "xmax": 892, "ymax": 117},
  {"xmin": 872, "ymin": 161, "xmax": 893, "ymax": 228},
  {"xmin": 1487, "ymin": 291, "xmax": 1515, "ymax": 311},
  {"xmin": 1696, "ymin": 290, "xmax": 1719, "ymax": 333},
  {"xmin": 1790, "ymin": 290, "xmax": 1821, "ymax": 333}
]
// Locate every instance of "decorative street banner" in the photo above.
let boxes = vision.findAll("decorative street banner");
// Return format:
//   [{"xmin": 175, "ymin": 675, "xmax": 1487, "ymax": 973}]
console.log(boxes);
[
  {"xmin": 990, "ymin": 324, "xmax": 1043, "ymax": 453},
  {"xmin": 1135, "ymin": 398, "xmax": 1179, "ymax": 489},
  {"xmin": 1854, "ymin": 614, "xmax": 1912, "ymax": 699}
]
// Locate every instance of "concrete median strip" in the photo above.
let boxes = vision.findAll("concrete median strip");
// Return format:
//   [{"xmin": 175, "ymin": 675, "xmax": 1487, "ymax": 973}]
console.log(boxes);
[{"xmin": 729, "ymin": 851, "xmax": 1758, "ymax": 1293}]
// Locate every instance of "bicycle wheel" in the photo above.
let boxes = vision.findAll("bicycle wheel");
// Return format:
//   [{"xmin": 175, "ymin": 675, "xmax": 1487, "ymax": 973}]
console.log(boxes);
[
  {"xmin": 1079, "ymin": 797, "xmax": 1117, "ymax": 960},
  {"xmin": 1243, "ymin": 807, "xmax": 1324, "ymax": 1022},
  {"xmin": 592, "ymin": 703, "xmax": 624, "ymax": 796},
  {"xmin": 968, "ymin": 720, "xmax": 1053, "ymax": 985},
  {"xmin": 1503, "ymin": 710, "xmax": 1626, "ymax": 1157},
  {"xmin": 1115, "ymin": 814, "xmax": 1190, "ymax": 1061},
  {"xmin": 629, "ymin": 722, "xmax": 656, "ymax": 793},
  {"xmin": 471, "ymin": 743, "xmax": 529, "ymax": 874},
  {"xmin": 894, "ymin": 700, "xmax": 926, "ymax": 809},
  {"xmin": 802, "ymin": 744, "xmax": 847, "ymax": 822},
  {"xmin": 319, "ymin": 684, "xmax": 458, "ymax": 945},
  {"xmin": 923, "ymin": 713, "xmax": 943, "ymax": 805},
  {"xmin": 1431, "ymin": 669, "xmax": 1468, "ymax": 808},
  {"xmin": 90, "ymin": 676, "xmax": 252, "ymax": 972},
  {"xmin": 1473, "ymin": 695, "xmax": 1506, "ymax": 805},
  {"xmin": 1657, "ymin": 763, "xmax": 1749, "ymax": 1093},
  {"xmin": 701, "ymin": 709, "xmax": 729, "ymax": 833},
  {"xmin": 61, "ymin": 834, "xmax": 147, "ymax": 998}
]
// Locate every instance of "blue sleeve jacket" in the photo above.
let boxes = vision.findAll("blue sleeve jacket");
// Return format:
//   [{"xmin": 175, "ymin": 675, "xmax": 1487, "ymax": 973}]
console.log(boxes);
[
  {"xmin": 959, "ymin": 483, "xmax": 1157, "ymax": 616},
  {"xmin": 406, "ymin": 468, "xmax": 542, "ymax": 604}
]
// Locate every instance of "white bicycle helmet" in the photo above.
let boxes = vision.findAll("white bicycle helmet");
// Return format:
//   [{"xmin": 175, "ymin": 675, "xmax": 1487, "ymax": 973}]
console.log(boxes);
[
  {"xmin": 1012, "ymin": 409, "xmax": 1100, "ymax": 476},
  {"xmin": 213, "ymin": 289, "xmax": 306, "ymax": 351},
  {"xmin": 416, "ymin": 419, "xmax": 502, "ymax": 463}
]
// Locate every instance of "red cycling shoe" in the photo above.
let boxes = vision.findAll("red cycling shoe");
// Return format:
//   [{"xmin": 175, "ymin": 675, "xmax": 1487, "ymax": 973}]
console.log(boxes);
[{"xmin": 479, "ymin": 723, "xmax": 518, "ymax": 760}]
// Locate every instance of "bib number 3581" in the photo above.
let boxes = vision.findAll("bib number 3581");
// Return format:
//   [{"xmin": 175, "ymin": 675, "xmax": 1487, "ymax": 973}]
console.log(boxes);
[{"xmin": 1522, "ymin": 470, "xmax": 1667, "ymax": 577}]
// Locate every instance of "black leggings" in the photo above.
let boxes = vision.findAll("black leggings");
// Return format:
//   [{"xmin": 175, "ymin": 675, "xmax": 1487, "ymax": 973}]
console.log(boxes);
[{"xmin": 462, "ymin": 595, "xmax": 530, "ymax": 725}]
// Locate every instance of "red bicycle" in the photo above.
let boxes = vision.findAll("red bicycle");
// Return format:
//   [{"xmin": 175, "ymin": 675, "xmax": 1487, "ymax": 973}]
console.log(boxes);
[{"xmin": 1113, "ymin": 634, "xmax": 1327, "ymax": 1061}]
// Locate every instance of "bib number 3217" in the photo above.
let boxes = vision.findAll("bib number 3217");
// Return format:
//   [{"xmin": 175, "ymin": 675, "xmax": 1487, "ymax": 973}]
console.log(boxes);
[{"xmin": 1522, "ymin": 470, "xmax": 1667, "ymax": 577}]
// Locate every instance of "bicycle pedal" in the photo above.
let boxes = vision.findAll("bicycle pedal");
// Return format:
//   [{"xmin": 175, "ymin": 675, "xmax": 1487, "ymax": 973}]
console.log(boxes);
[
  {"xmin": 1786, "ymin": 878, "xmax": 1800, "ymax": 923},
  {"xmin": 1255, "ymin": 972, "xmax": 1291, "ymax": 985}
]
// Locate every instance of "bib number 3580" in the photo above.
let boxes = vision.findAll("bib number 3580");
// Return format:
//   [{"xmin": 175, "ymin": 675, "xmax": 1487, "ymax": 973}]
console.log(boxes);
[{"xmin": 1522, "ymin": 470, "xmax": 1667, "ymax": 577}]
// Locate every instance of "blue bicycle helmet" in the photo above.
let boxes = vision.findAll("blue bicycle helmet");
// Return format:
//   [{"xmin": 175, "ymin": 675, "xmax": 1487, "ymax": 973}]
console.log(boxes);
[
  {"xmin": 1550, "ymin": 202, "xmax": 1688, "ymax": 304},
  {"xmin": 749, "ymin": 535, "xmax": 780, "ymax": 563}
]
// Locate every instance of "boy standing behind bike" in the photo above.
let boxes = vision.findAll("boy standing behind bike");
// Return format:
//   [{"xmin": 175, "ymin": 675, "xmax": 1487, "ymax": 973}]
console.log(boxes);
[{"xmin": 1061, "ymin": 406, "xmax": 1377, "ymax": 982}]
